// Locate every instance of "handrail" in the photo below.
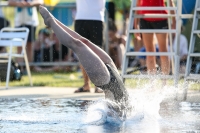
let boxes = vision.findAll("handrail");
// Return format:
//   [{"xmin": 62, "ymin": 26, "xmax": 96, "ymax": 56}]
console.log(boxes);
[{"xmin": 0, "ymin": 2, "xmax": 76, "ymax": 8}]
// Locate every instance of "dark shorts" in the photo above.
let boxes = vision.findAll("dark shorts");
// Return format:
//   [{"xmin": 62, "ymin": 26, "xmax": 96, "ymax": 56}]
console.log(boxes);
[
  {"xmin": 140, "ymin": 19, "xmax": 168, "ymax": 29},
  {"xmin": 75, "ymin": 20, "xmax": 103, "ymax": 47},
  {"xmin": 16, "ymin": 25, "xmax": 36, "ymax": 42}
]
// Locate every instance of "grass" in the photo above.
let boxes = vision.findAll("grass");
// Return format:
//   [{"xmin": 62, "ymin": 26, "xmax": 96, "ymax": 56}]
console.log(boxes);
[
  {"xmin": 1, "ymin": 70, "xmax": 200, "ymax": 92},
  {"xmin": 0, "ymin": 71, "xmax": 83, "ymax": 88},
  {"xmin": 0, "ymin": 70, "xmax": 139, "ymax": 88}
]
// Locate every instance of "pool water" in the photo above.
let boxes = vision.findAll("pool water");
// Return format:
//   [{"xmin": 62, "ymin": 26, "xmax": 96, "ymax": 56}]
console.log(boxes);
[{"xmin": 0, "ymin": 97, "xmax": 200, "ymax": 133}]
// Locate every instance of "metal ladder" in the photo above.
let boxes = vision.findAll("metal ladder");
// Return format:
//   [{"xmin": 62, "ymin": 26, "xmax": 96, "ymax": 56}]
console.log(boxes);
[
  {"xmin": 183, "ymin": 0, "xmax": 200, "ymax": 100},
  {"xmin": 121, "ymin": 0, "xmax": 183, "ymax": 87}
]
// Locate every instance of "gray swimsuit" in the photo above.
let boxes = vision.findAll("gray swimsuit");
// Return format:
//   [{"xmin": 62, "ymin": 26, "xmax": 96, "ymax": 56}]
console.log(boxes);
[
  {"xmin": 97, "ymin": 64, "xmax": 131, "ymax": 119},
  {"xmin": 97, "ymin": 64, "xmax": 129, "ymax": 104}
]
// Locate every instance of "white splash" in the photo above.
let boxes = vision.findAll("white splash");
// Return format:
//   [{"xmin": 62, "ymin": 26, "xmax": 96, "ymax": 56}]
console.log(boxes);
[{"xmin": 85, "ymin": 79, "xmax": 178, "ymax": 126}]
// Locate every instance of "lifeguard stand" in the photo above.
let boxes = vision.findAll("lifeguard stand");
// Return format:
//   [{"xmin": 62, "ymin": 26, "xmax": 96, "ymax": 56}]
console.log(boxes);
[{"xmin": 121, "ymin": 0, "xmax": 183, "ymax": 87}]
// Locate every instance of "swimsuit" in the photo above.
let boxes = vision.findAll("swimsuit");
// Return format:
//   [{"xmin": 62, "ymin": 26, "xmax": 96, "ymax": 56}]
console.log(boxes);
[
  {"xmin": 97, "ymin": 64, "xmax": 131, "ymax": 120},
  {"xmin": 97, "ymin": 64, "xmax": 129, "ymax": 104}
]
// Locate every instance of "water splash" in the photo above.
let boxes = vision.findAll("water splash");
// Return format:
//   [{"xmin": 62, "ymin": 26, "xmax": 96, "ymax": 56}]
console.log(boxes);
[{"xmin": 84, "ymin": 79, "xmax": 179, "ymax": 126}]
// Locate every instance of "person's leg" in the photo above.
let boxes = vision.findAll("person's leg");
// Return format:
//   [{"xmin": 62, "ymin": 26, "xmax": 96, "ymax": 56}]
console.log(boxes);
[
  {"xmin": 142, "ymin": 33, "xmax": 157, "ymax": 74},
  {"xmin": 46, "ymin": 11, "xmax": 117, "ymax": 70},
  {"xmin": 74, "ymin": 20, "xmax": 91, "ymax": 92},
  {"xmin": 26, "ymin": 42, "xmax": 33, "ymax": 62},
  {"xmin": 139, "ymin": 58, "xmax": 146, "ymax": 67},
  {"xmin": 27, "ymin": 26, "xmax": 36, "ymax": 63},
  {"xmin": 17, "ymin": 47, "xmax": 23, "ymax": 63},
  {"xmin": 133, "ymin": 37, "xmax": 143, "ymax": 52},
  {"xmin": 75, "ymin": 63, "xmax": 91, "ymax": 92},
  {"xmin": 117, "ymin": 43, "xmax": 125, "ymax": 69},
  {"xmin": 139, "ymin": 19, "xmax": 157, "ymax": 74},
  {"xmin": 109, "ymin": 46, "xmax": 120, "ymax": 68},
  {"xmin": 39, "ymin": 6, "xmax": 111, "ymax": 86},
  {"xmin": 156, "ymin": 33, "xmax": 170, "ymax": 75}
]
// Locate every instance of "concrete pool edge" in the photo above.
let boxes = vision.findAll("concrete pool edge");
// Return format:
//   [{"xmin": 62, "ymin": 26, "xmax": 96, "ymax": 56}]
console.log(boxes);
[{"xmin": 0, "ymin": 86, "xmax": 199, "ymax": 102}]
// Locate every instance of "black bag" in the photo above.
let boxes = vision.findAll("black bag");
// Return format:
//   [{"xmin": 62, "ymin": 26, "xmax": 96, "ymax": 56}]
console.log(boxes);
[
  {"xmin": 0, "ymin": 60, "xmax": 22, "ymax": 81},
  {"xmin": 0, "ymin": 17, "xmax": 10, "ymax": 30}
]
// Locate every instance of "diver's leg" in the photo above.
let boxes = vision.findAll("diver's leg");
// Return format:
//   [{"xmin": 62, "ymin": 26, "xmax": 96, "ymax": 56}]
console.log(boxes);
[
  {"xmin": 39, "ymin": 6, "xmax": 110, "ymax": 86},
  {"xmin": 39, "ymin": 6, "xmax": 117, "ymax": 71}
]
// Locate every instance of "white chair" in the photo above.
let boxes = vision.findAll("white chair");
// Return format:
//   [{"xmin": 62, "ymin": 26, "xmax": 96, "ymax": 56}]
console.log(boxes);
[{"xmin": 0, "ymin": 27, "xmax": 32, "ymax": 89}]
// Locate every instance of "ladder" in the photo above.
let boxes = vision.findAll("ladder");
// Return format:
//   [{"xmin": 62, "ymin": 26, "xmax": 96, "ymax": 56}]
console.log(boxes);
[
  {"xmin": 183, "ymin": 0, "xmax": 200, "ymax": 100},
  {"xmin": 121, "ymin": 0, "xmax": 183, "ymax": 86}
]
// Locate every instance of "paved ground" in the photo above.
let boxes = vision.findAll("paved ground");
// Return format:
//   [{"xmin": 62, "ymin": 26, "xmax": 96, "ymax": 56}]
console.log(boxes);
[
  {"xmin": 0, "ymin": 87, "xmax": 106, "ymax": 100},
  {"xmin": 0, "ymin": 86, "xmax": 200, "ymax": 103}
]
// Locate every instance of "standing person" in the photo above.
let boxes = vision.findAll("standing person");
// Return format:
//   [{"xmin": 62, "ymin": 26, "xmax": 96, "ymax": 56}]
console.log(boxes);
[
  {"xmin": 108, "ymin": 19, "xmax": 126, "ymax": 69},
  {"xmin": 0, "ymin": 4, "xmax": 10, "ymax": 53},
  {"xmin": 0, "ymin": 5, "xmax": 10, "ymax": 30},
  {"xmin": 8, "ymin": 0, "xmax": 44, "ymax": 71},
  {"xmin": 74, "ymin": 0, "xmax": 106, "ymax": 93},
  {"xmin": 39, "ymin": 5, "xmax": 131, "ymax": 119},
  {"xmin": 134, "ymin": 0, "xmax": 176, "ymax": 76}
]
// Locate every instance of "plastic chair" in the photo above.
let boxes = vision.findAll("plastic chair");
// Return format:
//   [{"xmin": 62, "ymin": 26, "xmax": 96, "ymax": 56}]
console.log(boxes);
[{"xmin": 0, "ymin": 27, "xmax": 32, "ymax": 89}]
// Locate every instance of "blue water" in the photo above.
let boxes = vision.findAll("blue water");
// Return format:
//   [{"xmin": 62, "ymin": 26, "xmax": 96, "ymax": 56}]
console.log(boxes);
[{"xmin": 0, "ymin": 97, "xmax": 200, "ymax": 133}]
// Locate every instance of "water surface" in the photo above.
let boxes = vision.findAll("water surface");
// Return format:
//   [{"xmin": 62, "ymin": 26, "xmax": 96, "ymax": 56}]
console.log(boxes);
[{"xmin": 0, "ymin": 97, "xmax": 200, "ymax": 133}]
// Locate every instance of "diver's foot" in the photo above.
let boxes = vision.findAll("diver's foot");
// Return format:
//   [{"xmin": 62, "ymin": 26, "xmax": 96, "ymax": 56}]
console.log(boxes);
[{"xmin": 39, "ymin": 5, "xmax": 54, "ymax": 27}]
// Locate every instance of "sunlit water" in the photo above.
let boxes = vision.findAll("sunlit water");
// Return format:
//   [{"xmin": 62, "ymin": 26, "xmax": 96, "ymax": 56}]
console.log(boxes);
[{"xmin": 0, "ymin": 84, "xmax": 200, "ymax": 133}]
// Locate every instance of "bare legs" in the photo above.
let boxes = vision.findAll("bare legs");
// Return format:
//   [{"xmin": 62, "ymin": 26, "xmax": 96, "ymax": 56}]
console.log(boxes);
[
  {"xmin": 39, "ymin": 6, "xmax": 114, "ymax": 86},
  {"xmin": 156, "ymin": 33, "xmax": 170, "ymax": 75},
  {"xmin": 80, "ymin": 65, "xmax": 91, "ymax": 90},
  {"xmin": 142, "ymin": 33, "xmax": 157, "ymax": 74},
  {"xmin": 142, "ymin": 33, "xmax": 169, "ymax": 75}
]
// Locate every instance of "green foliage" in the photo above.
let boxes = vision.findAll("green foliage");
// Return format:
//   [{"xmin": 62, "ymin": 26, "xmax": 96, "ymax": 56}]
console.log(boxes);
[{"xmin": 112, "ymin": 0, "xmax": 131, "ymax": 10}]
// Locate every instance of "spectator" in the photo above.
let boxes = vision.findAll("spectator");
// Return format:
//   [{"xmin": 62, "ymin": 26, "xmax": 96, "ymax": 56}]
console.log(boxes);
[
  {"xmin": 33, "ymin": 28, "xmax": 69, "ymax": 72},
  {"xmin": 107, "ymin": 1, "xmax": 115, "ymax": 22},
  {"xmin": 137, "ymin": 32, "xmax": 188, "ymax": 74},
  {"xmin": 0, "ymin": 6, "xmax": 10, "ymax": 30},
  {"xmin": 8, "ymin": 0, "xmax": 44, "ymax": 71},
  {"xmin": 134, "ymin": 0, "xmax": 176, "ymax": 77},
  {"xmin": 0, "ymin": 4, "xmax": 10, "ymax": 53},
  {"xmin": 34, "ymin": 28, "xmax": 52, "ymax": 63},
  {"xmin": 52, "ymin": 32, "xmax": 69, "ymax": 62},
  {"xmin": 136, "ymin": 35, "xmax": 160, "ymax": 73},
  {"xmin": 74, "ymin": 0, "xmax": 106, "ymax": 93},
  {"xmin": 108, "ymin": 19, "xmax": 126, "ymax": 69}
]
